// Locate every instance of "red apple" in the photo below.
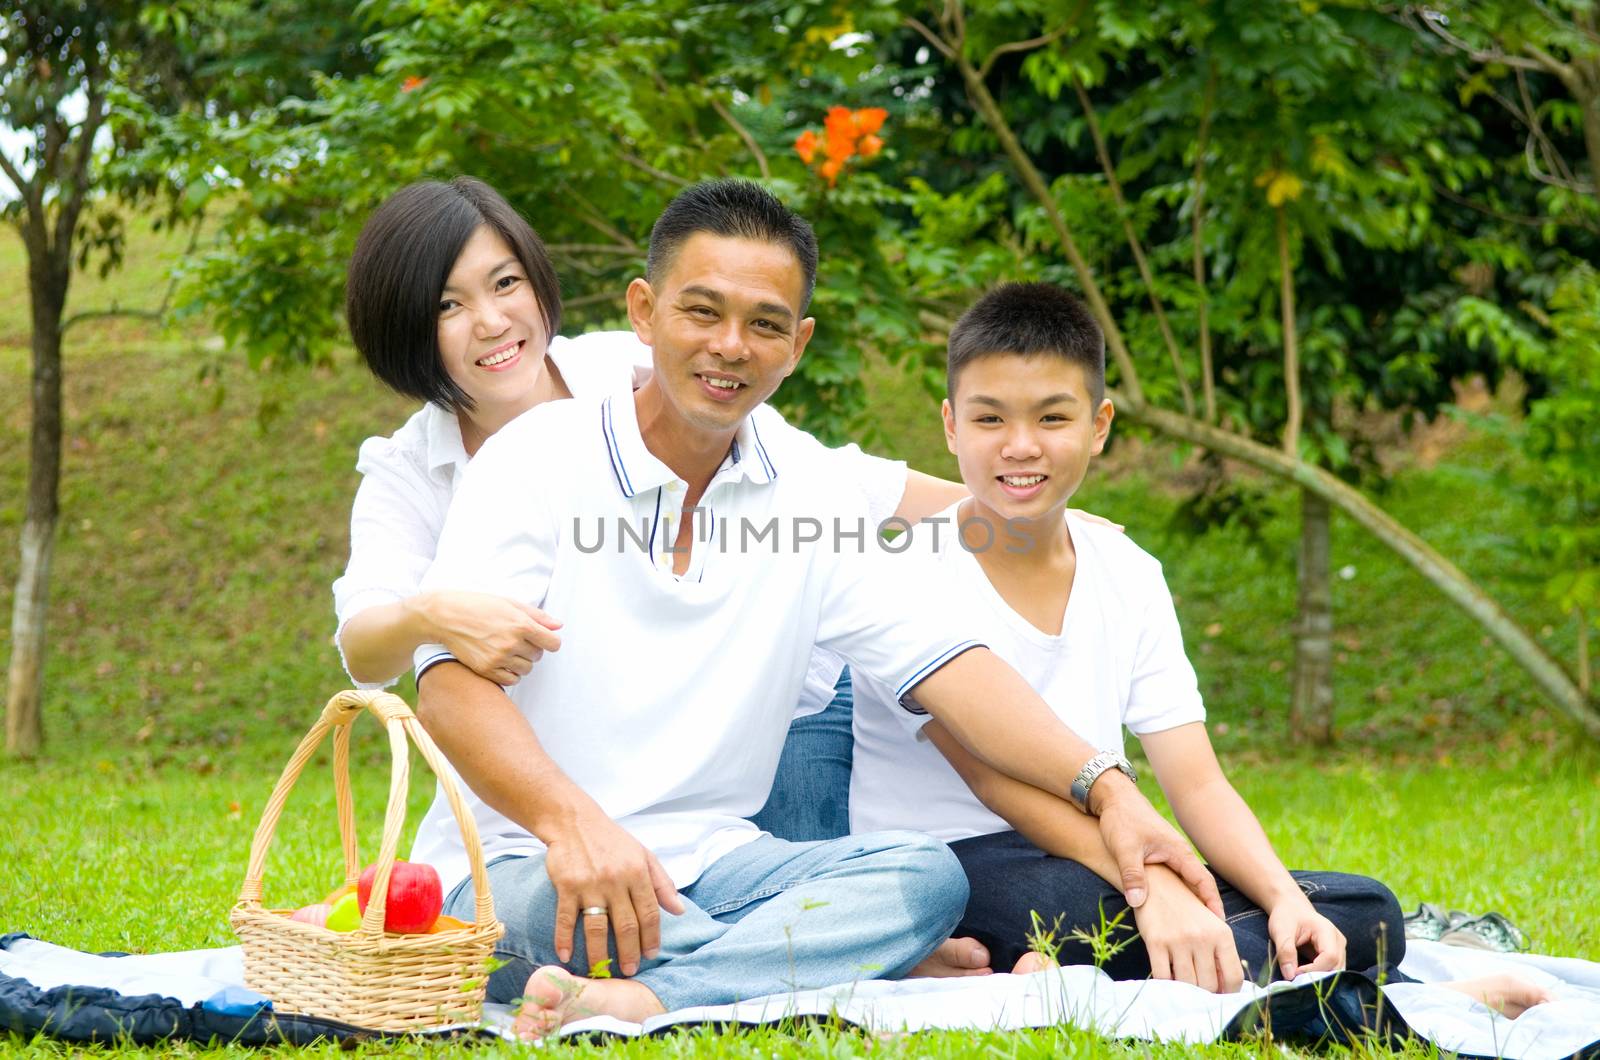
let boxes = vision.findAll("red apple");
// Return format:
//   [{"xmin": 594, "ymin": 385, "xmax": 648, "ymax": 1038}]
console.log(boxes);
[{"xmin": 357, "ymin": 859, "xmax": 443, "ymax": 933}]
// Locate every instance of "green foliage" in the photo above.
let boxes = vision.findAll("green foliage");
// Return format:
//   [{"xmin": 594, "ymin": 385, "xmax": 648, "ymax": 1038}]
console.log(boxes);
[{"xmin": 1455, "ymin": 265, "xmax": 1600, "ymax": 644}]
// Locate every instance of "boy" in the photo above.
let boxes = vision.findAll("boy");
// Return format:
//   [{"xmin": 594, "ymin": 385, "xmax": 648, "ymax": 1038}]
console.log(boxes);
[{"xmin": 849, "ymin": 282, "xmax": 1403, "ymax": 992}]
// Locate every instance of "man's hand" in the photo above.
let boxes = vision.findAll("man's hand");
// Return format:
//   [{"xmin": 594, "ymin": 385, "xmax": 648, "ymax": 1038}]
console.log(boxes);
[
  {"xmin": 415, "ymin": 590, "xmax": 562, "ymax": 686},
  {"xmin": 1266, "ymin": 898, "xmax": 1345, "ymax": 980},
  {"xmin": 1133, "ymin": 865, "xmax": 1242, "ymax": 993},
  {"xmin": 543, "ymin": 808, "xmax": 685, "ymax": 978},
  {"xmin": 1092, "ymin": 773, "xmax": 1223, "ymax": 916}
]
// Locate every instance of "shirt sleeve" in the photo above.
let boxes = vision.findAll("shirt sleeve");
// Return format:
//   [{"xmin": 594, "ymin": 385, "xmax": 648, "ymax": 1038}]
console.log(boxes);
[
  {"xmin": 331, "ymin": 435, "xmax": 445, "ymax": 689},
  {"xmin": 550, "ymin": 330, "xmax": 653, "ymax": 397},
  {"xmin": 750, "ymin": 405, "xmax": 908, "ymax": 526},
  {"xmin": 1123, "ymin": 566, "xmax": 1208, "ymax": 735},
  {"xmin": 411, "ymin": 419, "xmax": 562, "ymax": 678},
  {"xmin": 812, "ymin": 545, "xmax": 983, "ymax": 718},
  {"xmin": 829, "ymin": 442, "xmax": 908, "ymax": 527}
]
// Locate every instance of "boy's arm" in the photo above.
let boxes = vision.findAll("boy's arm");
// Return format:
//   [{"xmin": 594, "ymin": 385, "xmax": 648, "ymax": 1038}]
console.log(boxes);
[
  {"xmin": 908, "ymin": 648, "xmax": 1221, "ymax": 913},
  {"xmin": 1142, "ymin": 723, "xmax": 1346, "ymax": 978},
  {"xmin": 923, "ymin": 719, "xmax": 1118, "ymax": 883},
  {"xmin": 924, "ymin": 719, "xmax": 1243, "ymax": 992}
]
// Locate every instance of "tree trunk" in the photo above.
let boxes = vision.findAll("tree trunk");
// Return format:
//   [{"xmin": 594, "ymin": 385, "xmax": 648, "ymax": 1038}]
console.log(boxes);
[
  {"xmin": 5, "ymin": 243, "xmax": 68, "ymax": 759},
  {"xmin": 1118, "ymin": 399, "xmax": 1600, "ymax": 742},
  {"xmin": 1290, "ymin": 489, "xmax": 1334, "ymax": 744}
]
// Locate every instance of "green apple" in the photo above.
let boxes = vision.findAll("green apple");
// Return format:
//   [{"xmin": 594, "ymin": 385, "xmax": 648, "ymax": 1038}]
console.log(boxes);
[{"xmin": 325, "ymin": 890, "xmax": 362, "ymax": 932}]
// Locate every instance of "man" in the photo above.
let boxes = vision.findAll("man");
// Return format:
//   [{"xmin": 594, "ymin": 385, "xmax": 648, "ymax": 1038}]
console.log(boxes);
[{"xmin": 412, "ymin": 180, "xmax": 1217, "ymax": 1037}]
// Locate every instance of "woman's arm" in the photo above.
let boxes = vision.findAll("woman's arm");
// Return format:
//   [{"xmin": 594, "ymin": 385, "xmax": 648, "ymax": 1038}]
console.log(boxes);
[
  {"xmin": 341, "ymin": 591, "xmax": 561, "ymax": 687},
  {"xmin": 895, "ymin": 469, "xmax": 1124, "ymax": 531},
  {"xmin": 1142, "ymin": 722, "xmax": 1345, "ymax": 977},
  {"xmin": 895, "ymin": 470, "xmax": 968, "ymax": 523},
  {"xmin": 334, "ymin": 439, "xmax": 559, "ymax": 686}
]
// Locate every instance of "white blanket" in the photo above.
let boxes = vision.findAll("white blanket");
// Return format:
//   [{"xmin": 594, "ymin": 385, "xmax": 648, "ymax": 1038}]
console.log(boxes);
[{"xmin": 3, "ymin": 937, "xmax": 1597, "ymax": 1058}]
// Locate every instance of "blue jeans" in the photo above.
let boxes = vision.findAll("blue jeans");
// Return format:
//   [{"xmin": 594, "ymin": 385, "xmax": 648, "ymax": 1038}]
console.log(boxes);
[
  {"xmin": 443, "ymin": 830, "xmax": 967, "ymax": 1011},
  {"xmin": 749, "ymin": 669, "xmax": 853, "ymax": 842},
  {"xmin": 948, "ymin": 829, "xmax": 1406, "ymax": 983}
]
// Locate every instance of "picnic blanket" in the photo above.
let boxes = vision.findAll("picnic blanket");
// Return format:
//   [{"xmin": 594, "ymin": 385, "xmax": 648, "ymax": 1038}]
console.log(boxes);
[{"xmin": 3, "ymin": 932, "xmax": 1598, "ymax": 1057}]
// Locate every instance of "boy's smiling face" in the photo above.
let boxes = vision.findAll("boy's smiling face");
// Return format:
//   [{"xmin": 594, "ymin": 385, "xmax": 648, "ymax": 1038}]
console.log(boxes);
[{"xmin": 942, "ymin": 353, "xmax": 1114, "ymax": 526}]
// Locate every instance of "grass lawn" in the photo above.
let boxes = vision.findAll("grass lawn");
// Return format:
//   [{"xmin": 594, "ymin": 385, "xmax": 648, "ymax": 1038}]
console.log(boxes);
[{"xmin": 2, "ymin": 221, "xmax": 1598, "ymax": 1055}]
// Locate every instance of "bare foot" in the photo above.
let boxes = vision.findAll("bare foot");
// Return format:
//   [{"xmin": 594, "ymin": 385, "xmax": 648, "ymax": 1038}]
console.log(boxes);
[
  {"xmin": 1011, "ymin": 951, "xmax": 1059, "ymax": 975},
  {"xmin": 511, "ymin": 965, "xmax": 667, "ymax": 1040},
  {"xmin": 908, "ymin": 936, "xmax": 993, "ymax": 978},
  {"xmin": 1443, "ymin": 974, "xmax": 1553, "ymax": 1019}
]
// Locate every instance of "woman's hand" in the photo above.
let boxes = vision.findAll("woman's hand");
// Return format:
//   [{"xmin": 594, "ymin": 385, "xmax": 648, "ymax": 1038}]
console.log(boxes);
[
  {"xmin": 1265, "ymin": 896, "xmax": 1345, "ymax": 980},
  {"xmin": 1132, "ymin": 864, "xmax": 1243, "ymax": 993},
  {"xmin": 412, "ymin": 590, "xmax": 563, "ymax": 686}
]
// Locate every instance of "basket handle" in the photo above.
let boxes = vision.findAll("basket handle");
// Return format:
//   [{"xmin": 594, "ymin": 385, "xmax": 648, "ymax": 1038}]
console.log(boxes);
[{"xmin": 236, "ymin": 689, "xmax": 497, "ymax": 935}]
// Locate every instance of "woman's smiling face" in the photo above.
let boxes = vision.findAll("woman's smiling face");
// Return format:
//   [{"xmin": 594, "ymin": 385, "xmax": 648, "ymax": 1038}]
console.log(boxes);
[{"xmin": 436, "ymin": 225, "xmax": 553, "ymax": 428}]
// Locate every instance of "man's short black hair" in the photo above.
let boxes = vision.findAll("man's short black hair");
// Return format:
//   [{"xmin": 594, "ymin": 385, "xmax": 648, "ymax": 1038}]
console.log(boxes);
[
  {"xmin": 346, "ymin": 176, "xmax": 562, "ymax": 413},
  {"xmin": 947, "ymin": 282, "xmax": 1105, "ymax": 401},
  {"xmin": 646, "ymin": 179, "xmax": 819, "ymax": 312}
]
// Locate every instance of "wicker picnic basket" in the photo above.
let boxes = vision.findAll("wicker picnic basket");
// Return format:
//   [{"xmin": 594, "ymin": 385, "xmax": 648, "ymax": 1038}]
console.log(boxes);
[{"xmin": 229, "ymin": 689, "xmax": 505, "ymax": 1031}]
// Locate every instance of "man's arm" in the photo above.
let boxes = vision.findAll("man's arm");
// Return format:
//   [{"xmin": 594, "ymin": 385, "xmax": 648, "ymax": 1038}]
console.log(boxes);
[
  {"xmin": 925, "ymin": 719, "xmax": 1242, "ymax": 991},
  {"xmin": 909, "ymin": 647, "xmax": 1221, "ymax": 913},
  {"xmin": 416, "ymin": 662, "xmax": 682, "ymax": 976},
  {"xmin": 1143, "ymin": 724, "xmax": 1345, "ymax": 978}
]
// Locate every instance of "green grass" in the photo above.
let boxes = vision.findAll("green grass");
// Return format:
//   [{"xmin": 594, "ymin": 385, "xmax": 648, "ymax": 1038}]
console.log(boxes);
[{"xmin": 3, "ymin": 220, "xmax": 1598, "ymax": 1055}]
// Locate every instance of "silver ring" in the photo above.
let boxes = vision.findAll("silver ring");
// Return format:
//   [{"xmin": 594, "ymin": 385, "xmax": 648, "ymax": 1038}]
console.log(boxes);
[{"xmin": 581, "ymin": 905, "xmax": 608, "ymax": 917}]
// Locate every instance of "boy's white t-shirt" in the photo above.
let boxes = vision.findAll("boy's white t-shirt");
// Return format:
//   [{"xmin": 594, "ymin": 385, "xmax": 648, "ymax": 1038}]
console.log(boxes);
[{"xmin": 849, "ymin": 503, "xmax": 1207, "ymax": 844}]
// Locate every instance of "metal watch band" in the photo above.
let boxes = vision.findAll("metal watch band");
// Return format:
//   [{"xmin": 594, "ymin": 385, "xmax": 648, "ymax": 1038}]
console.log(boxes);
[{"xmin": 1069, "ymin": 751, "xmax": 1138, "ymax": 815}]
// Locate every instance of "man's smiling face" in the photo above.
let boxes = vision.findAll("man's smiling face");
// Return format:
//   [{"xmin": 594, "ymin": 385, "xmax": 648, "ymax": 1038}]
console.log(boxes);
[{"xmin": 627, "ymin": 233, "xmax": 815, "ymax": 436}]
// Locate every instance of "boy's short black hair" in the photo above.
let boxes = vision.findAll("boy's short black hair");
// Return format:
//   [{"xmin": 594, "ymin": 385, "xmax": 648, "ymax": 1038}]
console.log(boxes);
[
  {"xmin": 646, "ymin": 179, "xmax": 819, "ymax": 312},
  {"xmin": 947, "ymin": 282, "xmax": 1105, "ymax": 401},
  {"xmin": 345, "ymin": 176, "xmax": 562, "ymax": 413}
]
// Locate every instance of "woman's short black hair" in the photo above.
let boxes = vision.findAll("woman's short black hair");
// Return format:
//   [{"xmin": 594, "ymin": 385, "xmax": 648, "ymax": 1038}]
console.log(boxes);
[{"xmin": 345, "ymin": 176, "xmax": 562, "ymax": 413}]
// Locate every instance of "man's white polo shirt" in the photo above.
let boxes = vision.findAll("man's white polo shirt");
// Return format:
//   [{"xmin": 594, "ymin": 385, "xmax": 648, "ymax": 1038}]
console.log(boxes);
[{"xmin": 409, "ymin": 392, "xmax": 981, "ymax": 892}]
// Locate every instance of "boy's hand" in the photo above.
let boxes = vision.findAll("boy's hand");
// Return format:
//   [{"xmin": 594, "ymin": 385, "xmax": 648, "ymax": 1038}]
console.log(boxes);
[
  {"xmin": 1092, "ymin": 773, "xmax": 1223, "ymax": 917},
  {"xmin": 1134, "ymin": 865, "xmax": 1242, "ymax": 993},
  {"xmin": 1266, "ymin": 898, "xmax": 1345, "ymax": 979}
]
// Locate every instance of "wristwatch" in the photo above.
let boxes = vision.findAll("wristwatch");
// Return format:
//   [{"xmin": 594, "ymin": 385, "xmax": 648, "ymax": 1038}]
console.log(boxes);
[{"xmin": 1069, "ymin": 751, "xmax": 1138, "ymax": 815}]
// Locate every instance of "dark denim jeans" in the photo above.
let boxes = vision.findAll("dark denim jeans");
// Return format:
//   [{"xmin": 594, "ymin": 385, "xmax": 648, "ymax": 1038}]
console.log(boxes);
[
  {"xmin": 949, "ymin": 829, "xmax": 1406, "ymax": 983},
  {"xmin": 748, "ymin": 668, "xmax": 854, "ymax": 842}
]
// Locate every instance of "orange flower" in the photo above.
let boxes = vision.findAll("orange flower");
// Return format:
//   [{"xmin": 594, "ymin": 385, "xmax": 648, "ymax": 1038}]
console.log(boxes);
[
  {"xmin": 824, "ymin": 106, "xmax": 858, "ymax": 155},
  {"xmin": 401, "ymin": 75, "xmax": 427, "ymax": 93},
  {"xmin": 794, "ymin": 129, "xmax": 818, "ymax": 164},
  {"xmin": 819, "ymin": 157, "xmax": 844, "ymax": 187},
  {"xmin": 857, "ymin": 134, "xmax": 883, "ymax": 159},
  {"xmin": 853, "ymin": 107, "xmax": 888, "ymax": 136}
]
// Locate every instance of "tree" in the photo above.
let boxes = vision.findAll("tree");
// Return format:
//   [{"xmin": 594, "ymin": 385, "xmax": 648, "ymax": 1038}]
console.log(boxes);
[
  {"xmin": 0, "ymin": 1, "xmax": 369, "ymax": 757},
  {"xmin": 890, "ymin": 0, "xmax": 1600, "ymax": 740},
  {"xmin": 168, "ymin": 0, "xmax": 926, "ymax": 442},
  {"xmin": 176, "ymin": 0, "xmax": 1600, "ymax": 740},
  {"xmin": 1412, "ymin": 0, "xmax": 1600, "ymax": 697}
]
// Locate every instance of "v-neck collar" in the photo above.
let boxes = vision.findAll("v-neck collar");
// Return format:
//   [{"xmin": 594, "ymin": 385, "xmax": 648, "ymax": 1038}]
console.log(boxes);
[{"xmin": 956, "ymin": 508, "xmax": 1084, "ymax": 646}]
